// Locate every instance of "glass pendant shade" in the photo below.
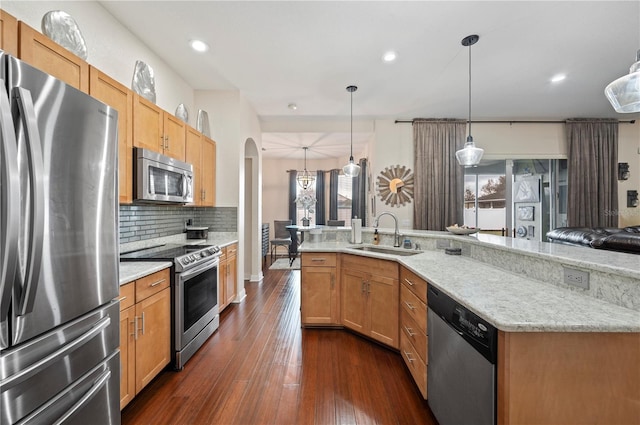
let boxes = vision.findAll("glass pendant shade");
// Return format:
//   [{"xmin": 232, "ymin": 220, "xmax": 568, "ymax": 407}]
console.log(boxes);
[
  {"xmin": 605, "ymin": 50, "xmax": 640, "ymax": 113},
  {"xmin": 455, "ymin": 34, "xmax": 484, "ymax": 168},
  {"xmin": 297, "ymin": 147, "xmax": 315, "ymax": 189},
  {"xmin": 455, "ymin": 136, "xmax": 484, "ymax": 167},
  {"xmin": 343, "ymin": 85, "xmax": 360, "ymax": 178},
  {"xmin": 343, "ymin": 157, "xmax": 361, "ymax": 177}
]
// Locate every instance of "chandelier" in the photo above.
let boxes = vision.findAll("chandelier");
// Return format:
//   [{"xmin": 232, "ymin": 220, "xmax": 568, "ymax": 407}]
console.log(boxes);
[{"xmin": 296, "ymin": 147, "xmax": 315, "ymax": 189}]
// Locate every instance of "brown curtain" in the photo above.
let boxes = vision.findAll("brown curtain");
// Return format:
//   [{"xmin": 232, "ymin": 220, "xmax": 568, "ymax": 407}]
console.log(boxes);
[
  {"xmin": 413, "ymin": 119, "xmax": 466, "ymax": 230},
  {"xmin": 566, "ymin": 119, "xmax": 619, "ymax": 227}
]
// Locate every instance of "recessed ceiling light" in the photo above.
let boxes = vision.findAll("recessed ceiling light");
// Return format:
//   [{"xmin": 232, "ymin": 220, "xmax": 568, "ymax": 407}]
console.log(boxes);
[
  {"xmin": 382, "ymin": 51, "xmax": 397, "ymax": 63},
  {"xmin": 189, "ymin": 39, "xmax": 209, "ymax": 53},
  {"xmin": 551, "ymin": 74, "xmax": 566, "ymax": 83},
  {"xmin": 288, "ymin": 103, "xmax": 298, "ymax": 110}
]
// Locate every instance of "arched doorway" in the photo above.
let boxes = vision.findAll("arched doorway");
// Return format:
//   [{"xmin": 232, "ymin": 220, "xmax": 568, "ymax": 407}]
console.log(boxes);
[{"xmin": 243, "ymin": 138, "xmax": 262, "ymax": 282}]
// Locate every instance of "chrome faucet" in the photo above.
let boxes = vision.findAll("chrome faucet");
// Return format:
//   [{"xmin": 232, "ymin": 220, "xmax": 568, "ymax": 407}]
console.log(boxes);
[{"xmin": 373, "ymin": 212, "xmax": 401, "ymax": 247}]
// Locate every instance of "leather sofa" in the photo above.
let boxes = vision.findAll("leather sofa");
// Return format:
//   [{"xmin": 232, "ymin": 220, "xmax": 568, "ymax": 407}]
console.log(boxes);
[{"xmin": 546, "ymin": 226, "xmax": 640, "ymax": 254}]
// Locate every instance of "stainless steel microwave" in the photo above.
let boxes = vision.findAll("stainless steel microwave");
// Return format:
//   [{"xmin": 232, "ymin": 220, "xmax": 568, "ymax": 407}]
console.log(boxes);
[{"xmin": 135, "ymin": 148, "xmax": 194, "ymax": 204}]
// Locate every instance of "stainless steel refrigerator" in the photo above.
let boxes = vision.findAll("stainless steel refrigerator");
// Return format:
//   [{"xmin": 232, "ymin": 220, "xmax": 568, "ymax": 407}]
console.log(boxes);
[{"xmin": 0, "ymin": 52, "xmax": 120, "ymax": 424}]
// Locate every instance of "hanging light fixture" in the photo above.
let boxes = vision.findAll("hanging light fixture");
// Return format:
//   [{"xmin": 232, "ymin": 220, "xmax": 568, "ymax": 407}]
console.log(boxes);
[
  {"xmin": 343, "ymin": 85, "xmax": 361, "ymax": 178},
  {"xmin": 296, "ymin": 146, "xmax": 315, "ymax": 189},
  {"xmin": 605, "ymin": 49, "xmax": 640, "ymax": 113},
  {"xmin": 456, "ymin": 34, "xmax": 484, "ymax": 167}
]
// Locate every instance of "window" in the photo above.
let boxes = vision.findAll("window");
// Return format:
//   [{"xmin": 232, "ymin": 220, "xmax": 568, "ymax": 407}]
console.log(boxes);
[
  {"xmin": 464, "ymin": 169, "xmax": 507, "ymax": 232},
  {"xmin": 337, "ymin": 173, "xmax": 353, "ymax": 222}
]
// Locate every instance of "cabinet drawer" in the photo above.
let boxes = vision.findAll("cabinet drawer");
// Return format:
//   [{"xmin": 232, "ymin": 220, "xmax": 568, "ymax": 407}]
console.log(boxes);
[
  {"xmin": 400, "ymin": 267, "xmax": 427, "ymax": 305},
  {"xmin": 400, "ymin": 283, "xmax": 427, "ymax": 334},
  {"xmin": 400, "ymin": 331, "xmax": 427, "ymax": 399},
  {"xmin": 341, "ymin": 254, "xmax": 397, "ymax": 279},
  {"xmin": 118, "ymin": 282, "xmax": 135, "ymax": 311},
  {"xmin": 226, "ymin": 243, "xmax": 238, "ymax": 258},
  {"xmin": 135, "ymin": 269, "xmax": 170, "ymax": 302},
  {"xmin": 400, "ymin": 307, "xmax": 427, "ymax": 364},
  {"xmin": 302, "ymin": 253, "xmax": 337, "ymax": 268}
]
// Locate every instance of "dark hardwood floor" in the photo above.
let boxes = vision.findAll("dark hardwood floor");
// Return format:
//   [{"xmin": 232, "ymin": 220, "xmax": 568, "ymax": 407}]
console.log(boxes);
[{"xmin": 122, "ymin": 265, "xmax": 438, "ymax": 425}]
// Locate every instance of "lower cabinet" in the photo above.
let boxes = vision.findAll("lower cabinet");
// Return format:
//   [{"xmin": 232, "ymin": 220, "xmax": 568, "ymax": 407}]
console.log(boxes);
[
  {"xmin": 119, "ymin": 268, "xmax": 171, "ymax": 410},
  {"xmin": 341, "ymin": 254, "xmax": 399, "ymax": 349},
  {"xmin": 301, "ymin": 253, "xmax": 339, "ymax": 326},
  {"xmin": 219, "ymin": 243, "xmax": 238, "ymax": 312},
  {"xmin": 399, "ymin": 266, "xmax": 428, "ymax": 399}
]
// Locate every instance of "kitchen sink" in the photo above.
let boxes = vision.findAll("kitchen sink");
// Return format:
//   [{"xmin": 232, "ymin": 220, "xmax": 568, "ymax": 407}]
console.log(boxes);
[{"xmin": 349, "ymin": 245, "xmax": 422, "ymax": 256}]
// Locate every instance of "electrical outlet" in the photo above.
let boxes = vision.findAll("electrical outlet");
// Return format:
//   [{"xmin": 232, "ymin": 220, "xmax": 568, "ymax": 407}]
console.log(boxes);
[{"xmin": 563, "ymin": 267, "xmax": 589, "ymax": 289}]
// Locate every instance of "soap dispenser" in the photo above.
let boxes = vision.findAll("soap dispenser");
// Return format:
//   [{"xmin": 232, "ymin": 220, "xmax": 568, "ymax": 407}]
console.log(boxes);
[{"xmin": 373, "ymin": 229, "xmax": 380, "ymax": 245}]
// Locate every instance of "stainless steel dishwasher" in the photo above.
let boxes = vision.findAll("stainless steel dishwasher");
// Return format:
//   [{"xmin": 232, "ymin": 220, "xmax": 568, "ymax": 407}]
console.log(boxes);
[{"xmin": 427, "ymin": 286, "xmax": 498, "ymax": 425}]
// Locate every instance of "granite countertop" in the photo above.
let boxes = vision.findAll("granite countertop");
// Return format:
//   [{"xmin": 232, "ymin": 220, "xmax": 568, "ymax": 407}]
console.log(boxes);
[
  {"xmin": 299, "ymin": 241, "xmax": 640, "ymax": 333},
  {"xmin": 119, "ymin": 232, "xmax": 239, "ymax": 286},
  {"xmin": 119, "ymin": 261, "xmax": 173, "ymax": 286}
]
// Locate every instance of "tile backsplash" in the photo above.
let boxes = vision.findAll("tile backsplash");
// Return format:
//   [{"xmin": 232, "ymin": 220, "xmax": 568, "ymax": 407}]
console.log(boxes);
[{"xmin": 119, "ymin": 205, "xmax": 237, "ymax": 243}]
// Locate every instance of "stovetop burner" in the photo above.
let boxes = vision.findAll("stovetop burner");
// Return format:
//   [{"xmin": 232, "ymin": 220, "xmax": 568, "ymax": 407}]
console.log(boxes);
[{"xmin": 120, "ymin": 243, "xmax": 221, "ymax": 271}]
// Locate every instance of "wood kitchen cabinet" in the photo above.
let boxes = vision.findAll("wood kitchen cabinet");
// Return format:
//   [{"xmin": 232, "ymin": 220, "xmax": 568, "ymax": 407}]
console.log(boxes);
[
  {"xmin": 399, "ymin": 266, "xmax": 428, "ymax": 399},
  {"xmin": 219, "ymin": 243, "xmax": 238, "ymax": 312},
  {"xmin": 301, "ymin": 253, "xmax": 340, "ymax": 326},
  {"xmin": 498, "ymin": 331, "xmax": 640, "ymax": 424},
  {"xmin": 341, "ymin": 254, "xmax": 399, "ymax": 349},
  {"xmin": 133, "ymin": 93, "xmax": 186, "ymax": 161},
  {"xmin": 0, "ymin": 9, "xmax": 18, "ymax": 56},
  {"xmin": 118, "ymin": 268, "xmax": 171, "ymax": 410},
  {"xmin": 186, "ymin": 126, "xmax": 216, "ymax": 206},
  {"xmin": 89, "ymin": 67, "xmax": 133, "ymax": 204},
  {"xmin": 17, "ymin": 21, "xmax": 89, "ymax": 92}
]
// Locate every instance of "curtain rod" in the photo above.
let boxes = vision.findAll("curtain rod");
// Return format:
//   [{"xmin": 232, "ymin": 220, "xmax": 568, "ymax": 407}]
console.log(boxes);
[{"xmin": 394, "ymin": 119, "xmax": 636, "ymax": 124}]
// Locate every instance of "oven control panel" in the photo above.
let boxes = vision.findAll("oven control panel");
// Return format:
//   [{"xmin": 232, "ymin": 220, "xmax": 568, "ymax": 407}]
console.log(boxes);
[{"xmin": 176, "ymin": 246, "xmax": 221, "ymax": 271}]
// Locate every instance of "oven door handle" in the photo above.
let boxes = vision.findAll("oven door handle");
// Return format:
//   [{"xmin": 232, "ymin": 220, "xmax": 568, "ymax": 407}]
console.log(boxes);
[{"xmin": 179, "ymin": 258, "xmax": 219, "ymax": 281}]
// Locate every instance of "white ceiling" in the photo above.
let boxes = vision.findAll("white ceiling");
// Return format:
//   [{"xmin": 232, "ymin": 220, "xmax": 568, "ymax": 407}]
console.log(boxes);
[{"xmin": 100, "ymin": 1, "xmax": 640, "ymax": 159}]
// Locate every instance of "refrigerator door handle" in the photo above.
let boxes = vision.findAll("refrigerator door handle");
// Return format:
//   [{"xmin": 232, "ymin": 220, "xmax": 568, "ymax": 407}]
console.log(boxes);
[
  {"xmin": 0, "ymin": 316, "xmax": 111, "ymax": 391},
  {"xmin": 50, "ymin": 370, "xmax": 111, "ymax": 425},
  {"xmin": 13, "ymin": 86, "xmax": 45, "ymax": 317},
  {"xmin": 0, "ymin": 78, "xmax": 20, "ymax": 348}
]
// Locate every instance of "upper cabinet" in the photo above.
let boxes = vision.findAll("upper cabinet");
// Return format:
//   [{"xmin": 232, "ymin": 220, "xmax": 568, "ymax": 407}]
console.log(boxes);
[
  {"xmin": 185, "ymin": 126, "xmax": 216, "ymax": 207},
  {"xmin": 0, "ymin": 9, "xmax": 18, "ymax": 55},
  {"xmin": 201, "ymin": 136, "xmax": 216, "ymax": 206},
  {"xmin": 133, "ymin": 94, "xmax": 186, "ymax": 161},
  {"xmin": 17, "ymin": 21, "xmax": 89, "ymax": 93},
  {"xmin": 89, "ymin": 67, "xmax": 134, "ymax": 204}
]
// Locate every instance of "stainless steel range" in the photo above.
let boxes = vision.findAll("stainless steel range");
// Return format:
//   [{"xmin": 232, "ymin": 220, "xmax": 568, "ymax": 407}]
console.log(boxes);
[{"xmin": 121, "ymin": 244, "xmax": 221, "ymax": 370}]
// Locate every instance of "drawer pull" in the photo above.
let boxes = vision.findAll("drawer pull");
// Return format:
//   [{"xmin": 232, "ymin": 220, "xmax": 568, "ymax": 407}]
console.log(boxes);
[
  {"xmin": 117, "ymin": 296, "xmax": 127, "ymax": 303},
  {"xmin": 404, "ymin": 326, "xmax": 416, "ymax": 337},
  {"xmin": 311, "ymin": 258, "xmax": 326, "ymax": 262},
  {"xmin": 404, "ymin": 301, "xmax": 416, "ymax": 310},
  {"xmin": 403, "ymin": 350, "xmax": 415, "ymax": 363},
  {"xmin": 133, "ymin": 317, "xmax": 139, "ymax": 340},
  {"xmin": 150, "ymin": 278, "xmax": 166, "ymax": 287},
  {"xmin": 404, "ymin": 278, "xmax": 414, "ymax": 286}
]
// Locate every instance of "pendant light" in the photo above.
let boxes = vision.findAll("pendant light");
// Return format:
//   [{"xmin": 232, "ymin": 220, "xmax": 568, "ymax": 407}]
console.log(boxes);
[
  {"xmin": 343, "ymin": 85, "xmax": 361, "ymax": 178},
  {"xmin": 297, "ymin": 146, "xmax": 315, "ymax": 190},
  {"xmin": 456, "ymin": 34, "xmax": 484, "ymax": 167},
  {"xmin": 605, "ymin": 49, "xmax": 640, "ymax": 113}
]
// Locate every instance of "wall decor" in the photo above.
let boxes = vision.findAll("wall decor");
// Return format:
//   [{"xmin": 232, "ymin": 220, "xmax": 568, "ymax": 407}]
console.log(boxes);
[
  {"xmin": 513, "ymin": 177, "xmax": 540, "ymax": 203},
  {"xmin": 131, "ymin": 60, "xmax": 156, "ymax": 103},
  {"xmin": 175, "ymin": 104, "xmax": 189, "ymax": 123},
  {"xmin": 376, "ymin": 165, "xmax": 414, "ymax": 207},
  {"xmin": 618, "ymin": 162, "xmax": 630, "ymax": 180},
  {"xmin": 41, "ymin": 10, "xmax": 88, "ymax": 60},
  {"xmin": 197, "ymin": 109, "xmax": 211, "ymax": 137},
  {"xmin": 517, "ymin": 206, "xmax": 535, "ymax": 221}
]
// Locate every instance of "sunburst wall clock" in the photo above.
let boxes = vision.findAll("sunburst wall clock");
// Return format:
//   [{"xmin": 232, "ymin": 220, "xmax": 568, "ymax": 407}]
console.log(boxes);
[{"xmin": 376, "ymin": 165, "xmax": 414, "ymax": 207}]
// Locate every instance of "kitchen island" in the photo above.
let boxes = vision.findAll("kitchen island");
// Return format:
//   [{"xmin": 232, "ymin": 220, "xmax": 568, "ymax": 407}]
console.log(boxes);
[{"xmin": 299, "ymin": 229, "xmax": 639, "ymax": 424}]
